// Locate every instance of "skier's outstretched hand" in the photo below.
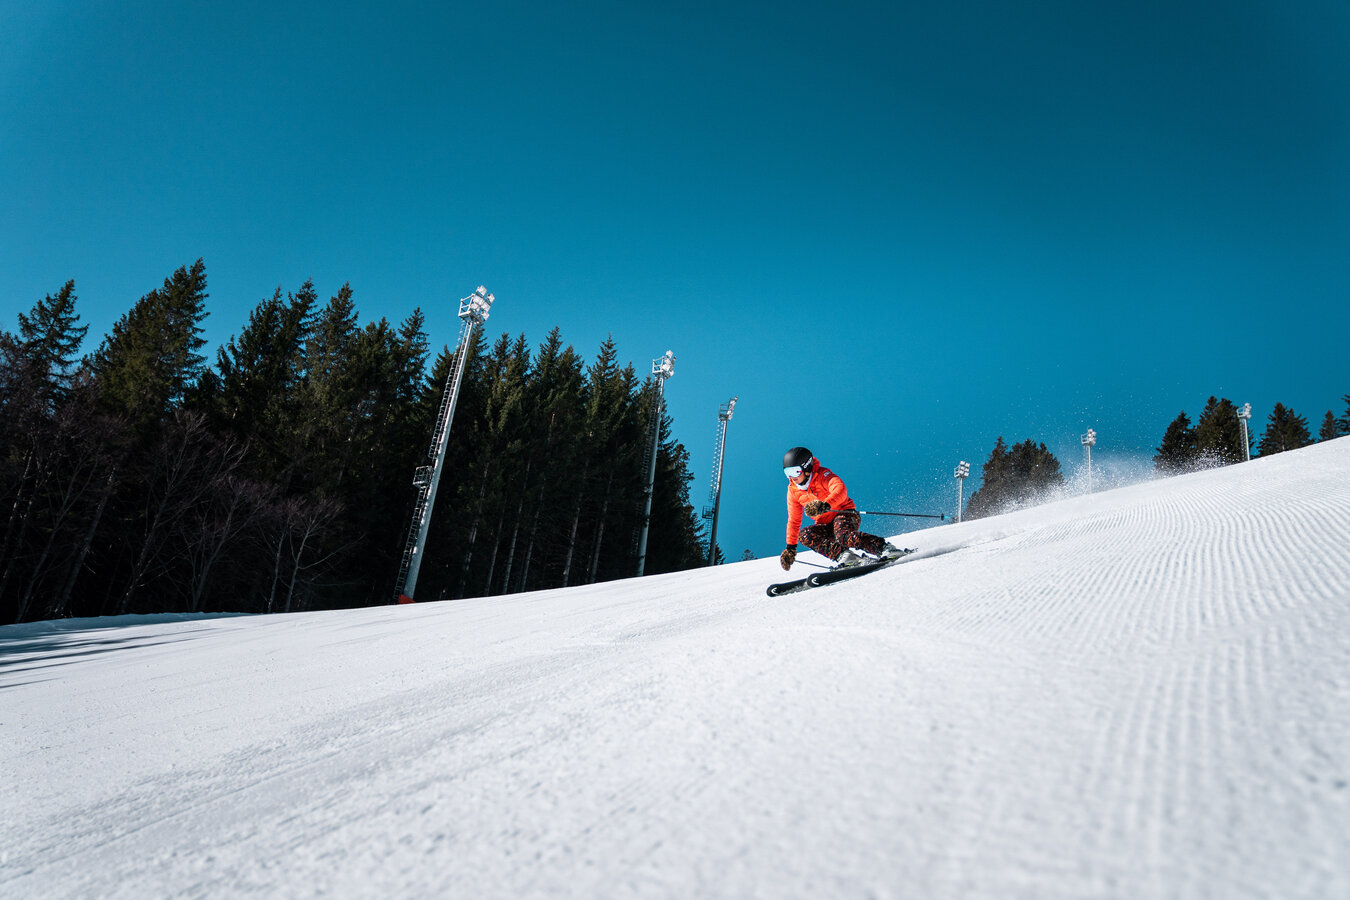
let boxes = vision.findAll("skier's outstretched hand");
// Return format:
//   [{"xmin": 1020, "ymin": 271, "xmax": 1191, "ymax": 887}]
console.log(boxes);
[
  {"xmin": 803, "ymin": 500, "xmax": 829, "ymax": 517},
  {"xmin": 780, "ymin": 546, "xmax": 796, "ymax": 570}
]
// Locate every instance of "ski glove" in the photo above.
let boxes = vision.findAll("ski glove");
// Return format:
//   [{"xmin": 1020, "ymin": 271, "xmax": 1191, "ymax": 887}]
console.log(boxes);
[
  {"xmin": 780, "ymin": 546, "xmax": 796, "ymax": 570},
  {"xmin": 803, "ymin": 500, "xmax": 830, "ymax": 517}
]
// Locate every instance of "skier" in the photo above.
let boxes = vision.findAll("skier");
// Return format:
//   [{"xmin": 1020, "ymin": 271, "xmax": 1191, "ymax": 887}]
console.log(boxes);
[{"xmin": 779, "ymin": 446, "xmax": 905, "ymax": 571}]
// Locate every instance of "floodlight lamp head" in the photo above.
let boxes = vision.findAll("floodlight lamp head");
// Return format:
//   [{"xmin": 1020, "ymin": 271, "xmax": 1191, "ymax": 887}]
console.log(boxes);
[
  {"xmin": 1238, "ymin": 403, "xmax": 1252, "ymax": 420},
  {"xmin": 459, "ymin": 286, "xmax": 495, "ymax": 323}
]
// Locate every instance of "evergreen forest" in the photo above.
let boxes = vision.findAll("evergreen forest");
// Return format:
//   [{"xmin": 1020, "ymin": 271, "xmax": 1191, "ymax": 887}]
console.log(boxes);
[
  {"xmin": 963, "ymin": 393, "xmax": 1349, "ymax": 521},
  {"xmin": 0, "ymin": 264, "xmax": 709, "ymax": 625},
  {"xmin": 964, "ymin": 437, "xmax": 1065, "ymax": 520},
  {"xmin": 1154, "ymin": 394, "xmax": 1350, "ymax": 472}
]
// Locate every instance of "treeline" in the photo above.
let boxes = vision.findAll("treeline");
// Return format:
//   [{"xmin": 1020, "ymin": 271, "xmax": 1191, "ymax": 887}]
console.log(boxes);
[
  {"xmin": 1155, "ymin": 395, "xmax": 1350, "ymax": 471},
  {"xmin": 0, "ymin": 262, "xmax": 708, "ymax": 625},
  {"xmin": 963, "ymin": 394, "xmax": 1350, "ymax": 520}
]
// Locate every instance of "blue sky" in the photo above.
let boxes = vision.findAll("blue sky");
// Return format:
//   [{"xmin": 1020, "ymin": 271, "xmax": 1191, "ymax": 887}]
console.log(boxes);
[{"xmin": 3, "ymin": 0, "xmax": 1348, "ymax": 563}]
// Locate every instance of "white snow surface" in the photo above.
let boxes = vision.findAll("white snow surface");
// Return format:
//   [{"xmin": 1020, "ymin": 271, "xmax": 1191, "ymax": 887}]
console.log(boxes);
[{"xmin": 4, "ymin": 439, "xmax": 1350, "ymax": 899}]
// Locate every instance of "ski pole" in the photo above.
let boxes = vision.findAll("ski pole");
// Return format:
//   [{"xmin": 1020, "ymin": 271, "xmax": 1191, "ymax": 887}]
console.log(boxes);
[
  {"xmin": 812, "ymin": 505, "xmax": 946, "ymax": 520},
  {"xmin": 856, "ymin": 509, "xmax": 946, "ymax": 520}
]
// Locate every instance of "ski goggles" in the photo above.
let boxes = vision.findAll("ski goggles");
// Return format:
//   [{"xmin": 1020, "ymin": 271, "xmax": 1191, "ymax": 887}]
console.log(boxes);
[{"xmin": 784, "ymin": 465, "xmax": 806, "ymax": 480}]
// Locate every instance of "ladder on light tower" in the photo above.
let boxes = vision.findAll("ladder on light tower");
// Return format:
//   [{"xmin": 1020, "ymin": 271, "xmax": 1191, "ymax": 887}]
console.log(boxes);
[
  {"xmin": 1237, "ymin": 403, "xmax": 1252, "ymax": 461},
  {"xmin": 394, "ymin": 286, "xmax": 495, "ymax": 602},
  {"xmin": 702, "ymin": 396, "xmax": 737, "ymax": 565}
]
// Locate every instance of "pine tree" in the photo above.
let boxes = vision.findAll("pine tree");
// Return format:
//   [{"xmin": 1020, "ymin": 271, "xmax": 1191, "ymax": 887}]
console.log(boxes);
[
  {"xmin": 295, "ymin": 284, "xmax": 362, "ymax": 493},
  {"xmin": 211, "ymin": 280, "xmax": 316, "ymax": 480},
  {"xmin": 964, "ymin": 436, "xmax": 1009, "ymax": 519},
  {"xmin": 51, "ymin": 262, "xmax": 213, "ymax": 618},
  {"xmin": 1, "ymin": 282, "xmax": 92, "ymax": 620},
  {"xmin": 16, "ymin": 280, "xmax": 88, "ymax": 407},
  {"xmin": 511, "ymin": 329, "xmax": 584, "ymax": 593},
  {"xmin": 307, "ymin": 284, "xmax": 361, "ymax": 400},
  {"xmin": 1337, "ymin": 394, "xmax": 1350, "ymax": 436},
  {"xmin": 1154, "ymin": 411, "xmax": 1197, "ymax": 473},
  {"xmin": 1257, "ymin": 403, "xmax": 1312, "ymax": 456},
  {"xmin": 1007, "ymin": 439, "xmax": 1064, "ymax": 493},
  {"xmin": 572, "ymin": 337, "xmax": 641, "ymax": 586},
  {"xmin": 475, "ymin": 334, "xmax": 533, "ymax": 595},
  {"xmin": 0, "ymin": 328, "xmax": 22, "ymax": 413},
  {"xmin": 965, "ymin": 437, "xmax": 1063, "ymax": 519},
  {"xmin": 1319, "ymin": 410, "xmax": 1344, "ymax": 441},
  {"xmin": 89, "ymin": 260, "xmax": 209, "ymax": 429},
  {"xmin": 337, "ymin": 316, "xmax": 428, "ymax": 603},
  {"xmin": 391, "ymin": 308, "xmax": 432, "ymax": 450},
  {"xmin": 1193, "ymin": 397, "xmax": 1245, "ymax": 466},
  {"xmin": 454, "ymin": 332, "xmax": 531, "ymax": 597}
]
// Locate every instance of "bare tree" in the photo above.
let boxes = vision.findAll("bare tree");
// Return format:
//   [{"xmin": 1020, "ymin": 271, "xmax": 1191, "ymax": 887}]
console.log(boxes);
[
  {"xmin": 182, "ymin": 471, "xmax": 267, "ymax": 613},
  {"xmin": 42, "ymin": 372, "xmax": 129, "ymax": 621},
  {"xmin": 117, "ymin": 409, "xmax": 241, "ymax": 614},
  {"xmin": 11, "ymin": 402, "xmax": 117, "ymax": 622},
  {"xmin": 262, "ymin": 494, "xmax": 344, "ymax": 614}
]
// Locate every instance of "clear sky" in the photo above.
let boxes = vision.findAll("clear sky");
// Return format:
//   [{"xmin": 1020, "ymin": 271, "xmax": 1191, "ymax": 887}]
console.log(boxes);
[{"xmin": 3, "ymin": 0, "xmax": 1348, "ymax": 562}]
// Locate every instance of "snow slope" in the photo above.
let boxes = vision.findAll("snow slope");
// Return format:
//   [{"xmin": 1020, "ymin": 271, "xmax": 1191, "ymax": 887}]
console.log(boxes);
[{"xmin": 3, "ymin": 438, "xmax": 1349, "ymax": 899}]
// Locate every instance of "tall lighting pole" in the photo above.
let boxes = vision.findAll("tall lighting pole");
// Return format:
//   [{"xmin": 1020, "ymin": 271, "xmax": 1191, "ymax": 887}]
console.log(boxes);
[
  {"xmin": 636, "ymin": 351, "xmax": 675, "ymax": 577},
  {"xmin": 704, "ymin": 396, "xmax": 737, "ymax": 565},
  {"xmin": 1237, "ymin": 403, "xmax": 1252, "ymax": 461},
  {"xmin": 954, "ymin": 460, "xmax": 970, "ymax": 523},
  {"xmin": 394, "ymin": 286, "xmax": 494, "ymax": 603},
  {"xmin": 1081, "ymin": 428, "xmax": 1097, "ymax": 493}
]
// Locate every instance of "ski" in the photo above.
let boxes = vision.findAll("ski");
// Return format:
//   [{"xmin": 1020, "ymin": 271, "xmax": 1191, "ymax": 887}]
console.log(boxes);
[
  {"xmin": 806, "ymin": 558, "xmax": 899, "ymax": 588},
  {"xmin": 765, "ymin": 549, "xmax": 915, "ymax": 597},
  {"xmin": 765, "ymin": 575, "xmax": 812, "ymax": 596}
]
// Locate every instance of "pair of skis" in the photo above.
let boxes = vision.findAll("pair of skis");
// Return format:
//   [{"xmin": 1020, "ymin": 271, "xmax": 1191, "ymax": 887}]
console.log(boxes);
[{"xmin": 766, "ymin": 548, "xmax": 915, "ymax": 597}]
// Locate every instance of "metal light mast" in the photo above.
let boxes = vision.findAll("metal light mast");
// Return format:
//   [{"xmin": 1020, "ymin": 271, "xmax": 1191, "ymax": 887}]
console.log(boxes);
[
  {"xmin": 702, "ymin": 396, "xmax": 737, "ymax": 565},
  {"xmin": 635, "ymin": 350, "xmax": 675, "ymax": 577},
  {"xmin": 1237, "ymin": 403, "xmax": 1252, "ymax": 461},
  {"xmin": 954, "ymin": 460, "xmax": 970, "ymax": 523},
  {"xmin": 1081, "ymin": 428, "xmax": 1097, "ymax": 493},
  {"xmin": 394, "ymin": 286, "xmax": 495, "ymax": 603}
]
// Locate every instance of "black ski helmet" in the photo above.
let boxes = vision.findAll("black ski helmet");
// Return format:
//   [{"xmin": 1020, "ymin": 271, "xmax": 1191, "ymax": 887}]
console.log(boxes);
[{"xmin": 783, "ymin": 446, "xmax": 814, "ymax": 472}]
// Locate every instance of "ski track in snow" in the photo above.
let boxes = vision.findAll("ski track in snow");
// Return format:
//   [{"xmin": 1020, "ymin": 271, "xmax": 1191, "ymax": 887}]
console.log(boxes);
[{"xmin": 2, "ymin": 439, "xmax": 1349, "ymax": 898}]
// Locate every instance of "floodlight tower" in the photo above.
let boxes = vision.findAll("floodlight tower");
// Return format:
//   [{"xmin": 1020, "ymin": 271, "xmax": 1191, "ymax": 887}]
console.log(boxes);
[
  {"xmin": 635, "ymin": 351, "xmax": 676, "ymax": 577},
  {"xmin": 1081, "ymin": 428, "xmax": 1097, "ymax": 493},
  {"xmin": 394, "ymin": 286, "xmax": 495, "ymax": 603},
  {"xmin": 954, "ymin": 460, "xmax": 970, "ymax": 523},
  {"xmin": 1237, "ymin": 403, "xmax": 1252, "ymax": 461},
  {"xmin": 703, "ymin": 396, "xmax": 738, "ymax": 565}
]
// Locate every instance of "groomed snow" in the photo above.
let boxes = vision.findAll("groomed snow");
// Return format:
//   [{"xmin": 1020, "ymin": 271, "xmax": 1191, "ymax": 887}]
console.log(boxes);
[{"xmin": 3, "ymin": 439, "xmax": 1349, "ymax": 898}]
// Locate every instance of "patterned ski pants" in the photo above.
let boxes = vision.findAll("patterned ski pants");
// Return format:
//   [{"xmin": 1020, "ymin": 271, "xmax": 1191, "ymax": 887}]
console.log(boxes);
[{"xmin": 799, "ymin": 510, "xmax": 886, "ymax": 561}]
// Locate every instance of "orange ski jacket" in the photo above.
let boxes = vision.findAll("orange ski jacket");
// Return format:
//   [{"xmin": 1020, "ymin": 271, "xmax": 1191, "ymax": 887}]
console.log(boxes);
[{"xmin": 785, "ymin": 460, "xmax": 857, "ymax": 546}]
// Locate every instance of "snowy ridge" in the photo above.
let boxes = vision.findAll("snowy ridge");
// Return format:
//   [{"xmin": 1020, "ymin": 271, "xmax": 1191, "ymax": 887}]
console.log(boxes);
[{"xmin": 2, "ymin": 439, "xmax": 1349, "ymax": 898}]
